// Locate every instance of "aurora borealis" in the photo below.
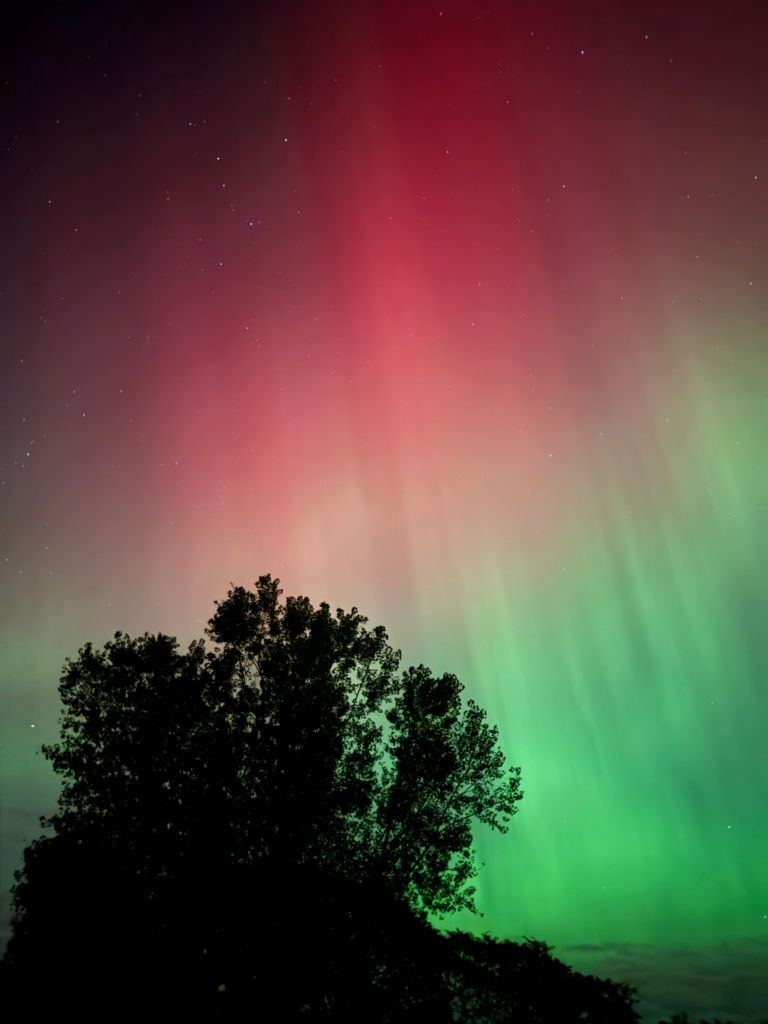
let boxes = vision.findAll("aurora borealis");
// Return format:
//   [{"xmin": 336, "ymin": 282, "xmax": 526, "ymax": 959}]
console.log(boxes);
[{"xmin": 1, "ymin": 0, "xmax": 767, "ymax": 1018}]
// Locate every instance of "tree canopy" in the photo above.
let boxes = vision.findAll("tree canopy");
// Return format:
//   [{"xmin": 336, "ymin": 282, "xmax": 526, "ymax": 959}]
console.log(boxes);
[
  {"xmin": 31, "ymin": 574, "xmax": 521, "ymax": 918},
  {"xmin": 1, "ymin": 575, "xmax": 643, "ymax": 1022}
]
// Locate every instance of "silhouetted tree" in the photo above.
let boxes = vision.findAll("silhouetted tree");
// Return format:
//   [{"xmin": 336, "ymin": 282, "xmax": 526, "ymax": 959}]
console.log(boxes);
[{"xmin": 1, "ymin": 575, "xmax": 642, "ymax": 1021}]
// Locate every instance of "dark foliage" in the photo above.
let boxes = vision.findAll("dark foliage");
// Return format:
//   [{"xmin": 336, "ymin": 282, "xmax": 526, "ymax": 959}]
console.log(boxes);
[{"xmin": 1, "ymin": 576, "xmax": 642, "ymax": 1021}]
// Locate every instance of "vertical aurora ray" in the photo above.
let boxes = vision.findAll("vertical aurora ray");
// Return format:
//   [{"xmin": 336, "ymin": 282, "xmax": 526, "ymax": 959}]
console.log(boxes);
[
  {"xmin": 460, "ymin": 335, "xmax": 768, "ymax": 940},
  {"xmin": 1, "ymin": 1, "xmax": 767, "ymax": 1018}
]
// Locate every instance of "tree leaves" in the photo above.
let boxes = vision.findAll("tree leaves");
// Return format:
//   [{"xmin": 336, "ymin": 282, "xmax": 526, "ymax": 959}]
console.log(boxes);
[
  {"xmin": 2, "ymin": 575, "xmax": 647, "ymax": 1021},
  {"xmin": 18, "ymin": 575, "xmax": 521, "ymax": 924}
]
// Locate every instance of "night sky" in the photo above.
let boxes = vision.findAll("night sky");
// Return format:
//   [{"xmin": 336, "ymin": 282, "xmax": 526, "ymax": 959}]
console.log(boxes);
[{"xmin": 2, "ymin": 1, "xmax": 767, "ymax": 1019}]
